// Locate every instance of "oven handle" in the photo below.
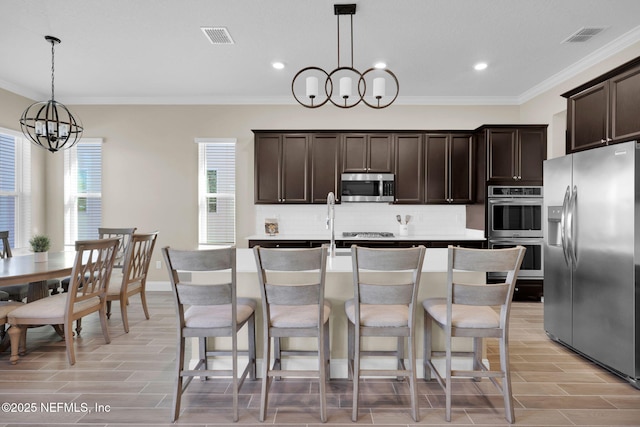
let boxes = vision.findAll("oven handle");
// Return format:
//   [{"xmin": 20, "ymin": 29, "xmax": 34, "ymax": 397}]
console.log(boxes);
[
  {"xmin": 488, "ymin": 198, "xmax": 543, "ymax": 205},
  {"xmin": 489, "ymin": 238, "xmax": 543, "ymax": 245},
  {"xmin": 567, "ymin": 185, "xmax": 578, "ymax": 269}
]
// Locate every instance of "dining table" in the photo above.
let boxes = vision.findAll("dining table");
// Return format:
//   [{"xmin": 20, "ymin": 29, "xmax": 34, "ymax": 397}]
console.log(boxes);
[{"xmin": 0, "ymin": 252, "xmax": 77, "ymax": 351}]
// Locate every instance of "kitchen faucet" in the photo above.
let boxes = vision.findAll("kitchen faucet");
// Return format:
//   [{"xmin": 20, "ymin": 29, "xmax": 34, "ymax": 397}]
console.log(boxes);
[{"xmin": 326, "ymin": 192, "xmax": 336, "ymax": 257}]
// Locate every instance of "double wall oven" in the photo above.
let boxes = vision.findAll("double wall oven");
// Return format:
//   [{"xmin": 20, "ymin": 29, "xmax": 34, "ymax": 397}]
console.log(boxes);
[{"xmin": 487, "ymin": 186, "xmax": 543, "ymax": 279}]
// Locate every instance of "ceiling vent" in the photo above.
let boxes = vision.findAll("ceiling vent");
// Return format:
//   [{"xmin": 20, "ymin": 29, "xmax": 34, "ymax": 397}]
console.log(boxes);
[
  {"xmin": 201, "ymin": 27, "xmax": 234, "ymax": 45},
  {"xmin": 562, "ymin": 27, "xmax": 606, "ymax": 43}
]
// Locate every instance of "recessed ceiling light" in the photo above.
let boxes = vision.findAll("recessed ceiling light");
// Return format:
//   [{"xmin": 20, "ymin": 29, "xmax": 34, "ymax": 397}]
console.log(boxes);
[
  {"xmin": 374, "ymin": 62, "xmax": 387, "ymax": 69},
  {"xmin": 272, "ymin": 62, "xmax": 285, "ymax": 70},
  {"xmin": 474, "ymin": 62, "xmax": 488, "ymax": 71}
]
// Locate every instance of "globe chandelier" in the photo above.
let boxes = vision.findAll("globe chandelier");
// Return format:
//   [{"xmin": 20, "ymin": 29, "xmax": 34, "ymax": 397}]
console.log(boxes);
[
  {"xmin": 291, "ymin": 4, "xmax": 399, "ymax": 109},
  {"xmin": 20, "ymin": 36, "xmax": 83, "ymax": 153}
]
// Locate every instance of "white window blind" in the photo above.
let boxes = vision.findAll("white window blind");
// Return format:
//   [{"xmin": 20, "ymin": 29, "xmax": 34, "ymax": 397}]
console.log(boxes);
[
  {"xmin": 64, "ymin": 138, "xmax": 103, "ymax": 247},
  {"xmin": 197, "ymin": 138, "xmax": 236, "ymax": 245},
  {"xmin": 0, "ymin": 127, "xmax": 31, "ymax": 249}
]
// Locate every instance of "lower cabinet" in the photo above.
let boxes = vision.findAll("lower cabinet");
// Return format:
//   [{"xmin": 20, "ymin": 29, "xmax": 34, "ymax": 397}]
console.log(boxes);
[{"xmin": 249, "ymin": 239, "xmax": 486, "ymax": 249}]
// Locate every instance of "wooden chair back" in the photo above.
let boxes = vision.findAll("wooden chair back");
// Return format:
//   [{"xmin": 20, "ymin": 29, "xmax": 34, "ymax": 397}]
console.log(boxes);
[
  {"xmin": 0, "ymin": 230, "xmax": 12, "ymax": 259},
  {"xmin": 98, "ymin": 227, "xmax": 137, "ymax": 269},
  {"xmin": 120, "ymin": 232, "xmax": 158, "ymax": 294}
]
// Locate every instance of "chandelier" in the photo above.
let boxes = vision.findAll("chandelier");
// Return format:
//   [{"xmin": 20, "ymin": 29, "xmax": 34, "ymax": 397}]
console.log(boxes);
[
  {"xmin": 291, "ymin": 4, "xmax": 399, "ymax": 109},
  {"xmin": 20, "ymin": 36, "xmax": 83, "ymax": 153}
]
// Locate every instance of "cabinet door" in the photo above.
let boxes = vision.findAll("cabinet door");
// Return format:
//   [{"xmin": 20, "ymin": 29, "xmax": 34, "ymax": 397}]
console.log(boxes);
[
  {"xmin": 394, "ymin": 134, "xmax": 423, "ymax": 204},
  {"xmin": 311, "ymin": 134, "xmax": 340, "ymax": 203},
  {"xmin": 567, "ymin": 82, "xmax": 608, "ymax": 153},
  {"xmin": 518, "ymin": 128, "xmax": 546, "ymax": 184},
  {"xmin": 281, "ymin": 135, "xmax": 309, "ymax": 203},
  {"xmin": 610, "ymin": 65, "xmax": 640, "ymax": 144},
  {"xmin": 254, "ymin": 134, "xmax": 281, "ymax": 203},
  {"xmin": 449, "ymin": 134, "xmax": 474, "ymax": 203},
  {"xmin": 424, "ymin": 134, "xmax": 448, "ymax": 203},
  {"xmin": 487, "ymin": 129, "xmax": 517, "ymax": 182},
  {"xmin": 368, "ymin": 134, "xmax": 394, "ymax": 172},
  {"xmin": 342, "ymin": 134, "xmax": 368, "ymax": 172}
]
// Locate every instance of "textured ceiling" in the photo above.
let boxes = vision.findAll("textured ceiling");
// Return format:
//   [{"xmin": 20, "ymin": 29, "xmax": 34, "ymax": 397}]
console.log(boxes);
[{"xmin": 1, "ymin": 0, "xmax": 640, "ymax": 105}]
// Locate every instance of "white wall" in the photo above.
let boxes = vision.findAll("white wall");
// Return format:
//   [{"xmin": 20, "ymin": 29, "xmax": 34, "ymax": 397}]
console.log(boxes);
[{"xmin": 1, "ymin": 39, "xmax": 639, "ymax": 281}]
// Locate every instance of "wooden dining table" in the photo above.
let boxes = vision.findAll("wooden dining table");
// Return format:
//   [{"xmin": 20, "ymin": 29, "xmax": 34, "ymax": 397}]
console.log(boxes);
[{"xmin": 0, "ymin": 252, "xmax": 77, "ymax": 351}]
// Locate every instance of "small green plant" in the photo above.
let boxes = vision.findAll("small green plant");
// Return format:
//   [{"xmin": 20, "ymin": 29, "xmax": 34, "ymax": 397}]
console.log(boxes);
[{"xmin": 29, "ymin": 234, "xmax": 51, "ymax": 253}]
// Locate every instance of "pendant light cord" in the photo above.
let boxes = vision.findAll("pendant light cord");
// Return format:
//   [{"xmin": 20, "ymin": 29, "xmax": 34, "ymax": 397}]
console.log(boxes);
[{"xmin": 50, "ymin": 39, "xmax": 56, "ymax": 102}]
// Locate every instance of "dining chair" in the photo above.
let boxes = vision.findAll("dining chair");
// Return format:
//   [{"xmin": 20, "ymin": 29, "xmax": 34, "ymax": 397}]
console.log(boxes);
[
  {"xmin": 346, "ymin": 244, "xmax": 426, "ymax": 422},
  {"xmin": 1, "ymin": 231, "xmax": 61, "ymax": 301},
  {"xmin": 106, "ymin": 232, "xmax": 157, "ymax": 332},
  {"xmin": 7, "ymin": 237, "xmax": 120, "ymax": 365},
  {"xmin": 253, "ymin": 245, "xmax": 330, "ymax": 423},
  {"xmin": 57, "ymin": 227, "xmax": 137, "ymax": 295},
  {"xmin": 162, "ymin": 246, "xmax": 256, "ymax": 422},
  {"xmin": 422, "ymin": 245, "xmax": 526, "ymax": 423}
]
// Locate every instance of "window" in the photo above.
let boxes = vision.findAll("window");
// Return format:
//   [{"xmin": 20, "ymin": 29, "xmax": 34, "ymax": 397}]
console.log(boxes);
[
  {"xmin": 0, "ymin": 127, "xmax": 31, "ymax": 249},
  {"xmin": 197, "ymin": 138, "xmax": 236, "ymax": 245},
  {"xmin": 64, "ymin": 138, "xmax": 102, "ymax": 247}
]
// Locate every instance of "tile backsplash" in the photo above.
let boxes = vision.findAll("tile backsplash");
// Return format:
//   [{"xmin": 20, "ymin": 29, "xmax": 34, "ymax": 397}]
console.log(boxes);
[{"xmin": 255, "ymin": 203, "xmax": 467, "ymax": 236}]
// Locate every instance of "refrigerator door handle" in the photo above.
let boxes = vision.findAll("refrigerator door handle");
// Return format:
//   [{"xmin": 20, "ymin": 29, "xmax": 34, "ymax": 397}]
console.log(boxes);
[
  {"xmin": 561, "ymin": 186, "xmax": 571, "ymax": 267},
  {"xmin": 567, "ymin": 185, "xmax": 578, "ymax": 269}
]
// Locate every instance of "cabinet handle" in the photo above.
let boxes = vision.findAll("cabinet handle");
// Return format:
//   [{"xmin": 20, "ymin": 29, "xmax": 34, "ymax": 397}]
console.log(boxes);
[
  {"xmin": 513, "ymin": 176, "xmax": 518, "ymax": 180},
  {"xmin": 601, "ymin": 139, "xmax": 607, "ymax": 143},
  {"xmin": 607, "ymin": 137, "xmax": 613, "ymax": 143}
]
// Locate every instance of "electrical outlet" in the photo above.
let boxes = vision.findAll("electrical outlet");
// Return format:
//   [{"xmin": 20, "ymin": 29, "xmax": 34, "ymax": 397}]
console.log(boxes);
[{"xmin": 156, "ymin": 261, "xmax": 161, "ymax": 269}]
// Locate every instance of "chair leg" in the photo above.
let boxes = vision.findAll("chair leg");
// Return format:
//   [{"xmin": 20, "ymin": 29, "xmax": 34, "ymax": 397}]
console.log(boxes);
[
  {"xmin": 323, "ymin": 320, "xmax": 331, "ymax": 382},
  {"xmin": 140, "ymin": 291, "xmax": 150, "ymax": 320},
  {"xmin": 396, "ymin": 336, "xmax": 405, "ymax": 381},
  {"xmin": 351, "ymin": 326, "xmax": 360, "ymax": 422},
  {"xmin": 99, "ymin": 308, "xmax": 111, "ymax": 345},
  {"xmin": 248, "ymin": 314, "xmax": 257, "ymax": 380},
  {"xmin": 106, "ymin": 300, "xmax": 112, "ymax": 319},
  {"xmin": 259, "ymin": 335, "xmax": 271, "ymax": 422},
  {"xmin": 347, "ymin": 320, "xmax": 354, "ymax": 380},
  {"xmin": 232, "ymin": 332, "xmax": 239, "ymax": 422},
  {"xmin": 75, "ymin": 318, "xmax": 82, "ymax": 336},
  {"xmin": 445, "ymin": 333, "xmax": 452, "ymax": 422},
  {"xmin": 408, "ymin": 333, "xmax": 419, "ymax": 422},
  {"xmin": 8, "ymin": 324, "xmax": 22, "ymax": 364},
  {"xmin": 318, "ymin": 323, "xmax": 327, "ymax": 423},
  {"xmin": 199, "ymin": 337, "xmax": 207, "ymax": 381},
  {"xmin": 172, "ymin": 336, "xmax": 186, "ymax": 422},
  {"xmin": 423, "ymin": 311, "xmax": 433, "ymax": 380},
  {"xmin": 120, "ymin": 296, "xmax": 130, "ymax": 333},
  {"xmin": 65, "ymin": 320, "xmax": 76, "ymax": 365},
  {"xmin": 472, "ymin": 337, "xmax": 483, "ymax": 382},
  {"xmin": 500, "ymin": 335, "xmax": 515, "ymax": 423}
]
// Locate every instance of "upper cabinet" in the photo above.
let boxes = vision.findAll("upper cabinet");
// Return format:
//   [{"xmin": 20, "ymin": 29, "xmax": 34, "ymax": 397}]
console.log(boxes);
[
  {"xmin": 425, "ymin": 133, "xmax": 474, "ymax": 204},
  {"xmin": 254, "ymin": 133, "xmax": 309, "ymax": 204},
  {"xmin": 564, "ymin": 57, "xmax": 640, "ymax": 153},
  {"xmin": 484, "ymin": 126, "xmax": 547, "ymax": 185},
  {"xmin": 310, "ymin": 134, "xmax": 341, "ymax": 203},
  {"xmin": 342, "ymin": 133, "xmax": 394, "ymax": 173},
  {"xmin": 394, "ymin": 134, "xmax": 424, "ymax": 204}
]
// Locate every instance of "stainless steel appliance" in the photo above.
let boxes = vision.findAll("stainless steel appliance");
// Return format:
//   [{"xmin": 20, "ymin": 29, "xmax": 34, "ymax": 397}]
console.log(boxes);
[
  {"xmin": 342, "ymin": 232, "xmax": 394, "ymax": 238},
  {"xmin": 488, "ymin": 237, "xmax": 543, "ymax": 279},
  {"xmin": 487, "ymin": 186, "xmax": 543, "ymax": 238},
  {"xmin": 487, "ymin": 186, "xmax": 544, "ymax": 281},
  {"xmin": 341, "ymin": 173, "xmax": 394, "ymax": 202},
  {"xmin": 544, "ymin": 140, "xmax": 639, "ymax": 388}
]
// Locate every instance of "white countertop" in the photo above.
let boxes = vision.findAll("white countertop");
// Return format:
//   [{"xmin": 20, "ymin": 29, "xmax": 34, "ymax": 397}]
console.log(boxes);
[
  {"xmin": 246, "ymin": 229, "xmax": 485, "ymax": 242},
  {"xmin": 236, "ymin": 247, "xmax": 449, "ymax": 273}
]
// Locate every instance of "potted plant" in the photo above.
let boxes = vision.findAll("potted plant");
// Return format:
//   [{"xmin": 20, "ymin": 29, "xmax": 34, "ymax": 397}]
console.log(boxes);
[{"xmin": 30, "ymin": 234, "xmax": 51, "ymax": 262}]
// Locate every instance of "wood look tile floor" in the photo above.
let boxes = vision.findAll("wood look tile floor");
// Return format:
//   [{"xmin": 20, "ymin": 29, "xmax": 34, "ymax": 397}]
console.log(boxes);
[{"xmin": 1, "ymin": 292, "xmax": 639, "ymax": 426}]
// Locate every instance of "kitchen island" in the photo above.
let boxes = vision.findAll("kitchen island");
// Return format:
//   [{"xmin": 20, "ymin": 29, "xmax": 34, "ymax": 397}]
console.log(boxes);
[{"xmin": 191, "ymin": 246, "xmax": 485, "ymax": 378}]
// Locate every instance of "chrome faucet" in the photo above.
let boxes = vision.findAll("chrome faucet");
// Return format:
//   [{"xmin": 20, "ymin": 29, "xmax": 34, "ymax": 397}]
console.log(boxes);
[{"xmin": 326, "ymin": 191, "xmax": 336, "ymax": 257}]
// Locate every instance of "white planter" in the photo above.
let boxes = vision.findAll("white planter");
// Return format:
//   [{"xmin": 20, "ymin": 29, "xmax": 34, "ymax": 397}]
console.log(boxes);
[{"xmin": 34, "ymin": 252, "xmax": 48, "ymax": 262}]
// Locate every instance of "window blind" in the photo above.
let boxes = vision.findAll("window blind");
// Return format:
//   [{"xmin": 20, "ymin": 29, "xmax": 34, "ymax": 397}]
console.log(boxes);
[{"xmin": 197, "ymin": 139, "xmax": 236, "ymax": 245}]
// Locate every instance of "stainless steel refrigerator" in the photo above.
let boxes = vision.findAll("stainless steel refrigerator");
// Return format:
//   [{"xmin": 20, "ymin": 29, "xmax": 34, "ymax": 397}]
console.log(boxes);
[{"xmin": 544, "ymin": 140, "xmax": 639, "ymax": 388}]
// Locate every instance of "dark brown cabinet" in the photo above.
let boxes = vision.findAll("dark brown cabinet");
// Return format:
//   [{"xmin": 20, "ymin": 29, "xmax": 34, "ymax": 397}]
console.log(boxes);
[
  {"xmin": 310, "ymin": 134, "xmax": 341, "ymax": 203},
  {"xmin": 425, "ymin": 133, "xmax": 474, "ymax": 204},
  {"xmin": 342, "ymin": 133, "xmax": 394, "ymax": 173},
  {"xmin": 394, "ymin": 134, "xmax": 424, "ymax": 204},
  {"xmin": 254, "ymin": 133, "xmax": 309, "ymax": 203},
  {"xmin": 565, "ymin": 58, "xmax": 640, "ymax": 153},
  {"xmin": 485, "ymin": 126, "xmax": 546, "ymax": 185}
]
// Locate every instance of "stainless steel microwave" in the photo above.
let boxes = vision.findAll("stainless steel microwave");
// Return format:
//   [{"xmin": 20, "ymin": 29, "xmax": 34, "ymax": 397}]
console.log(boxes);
[{"xmin": 340, "ymin": 173, "xmax": 395, "ymax": 202}]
